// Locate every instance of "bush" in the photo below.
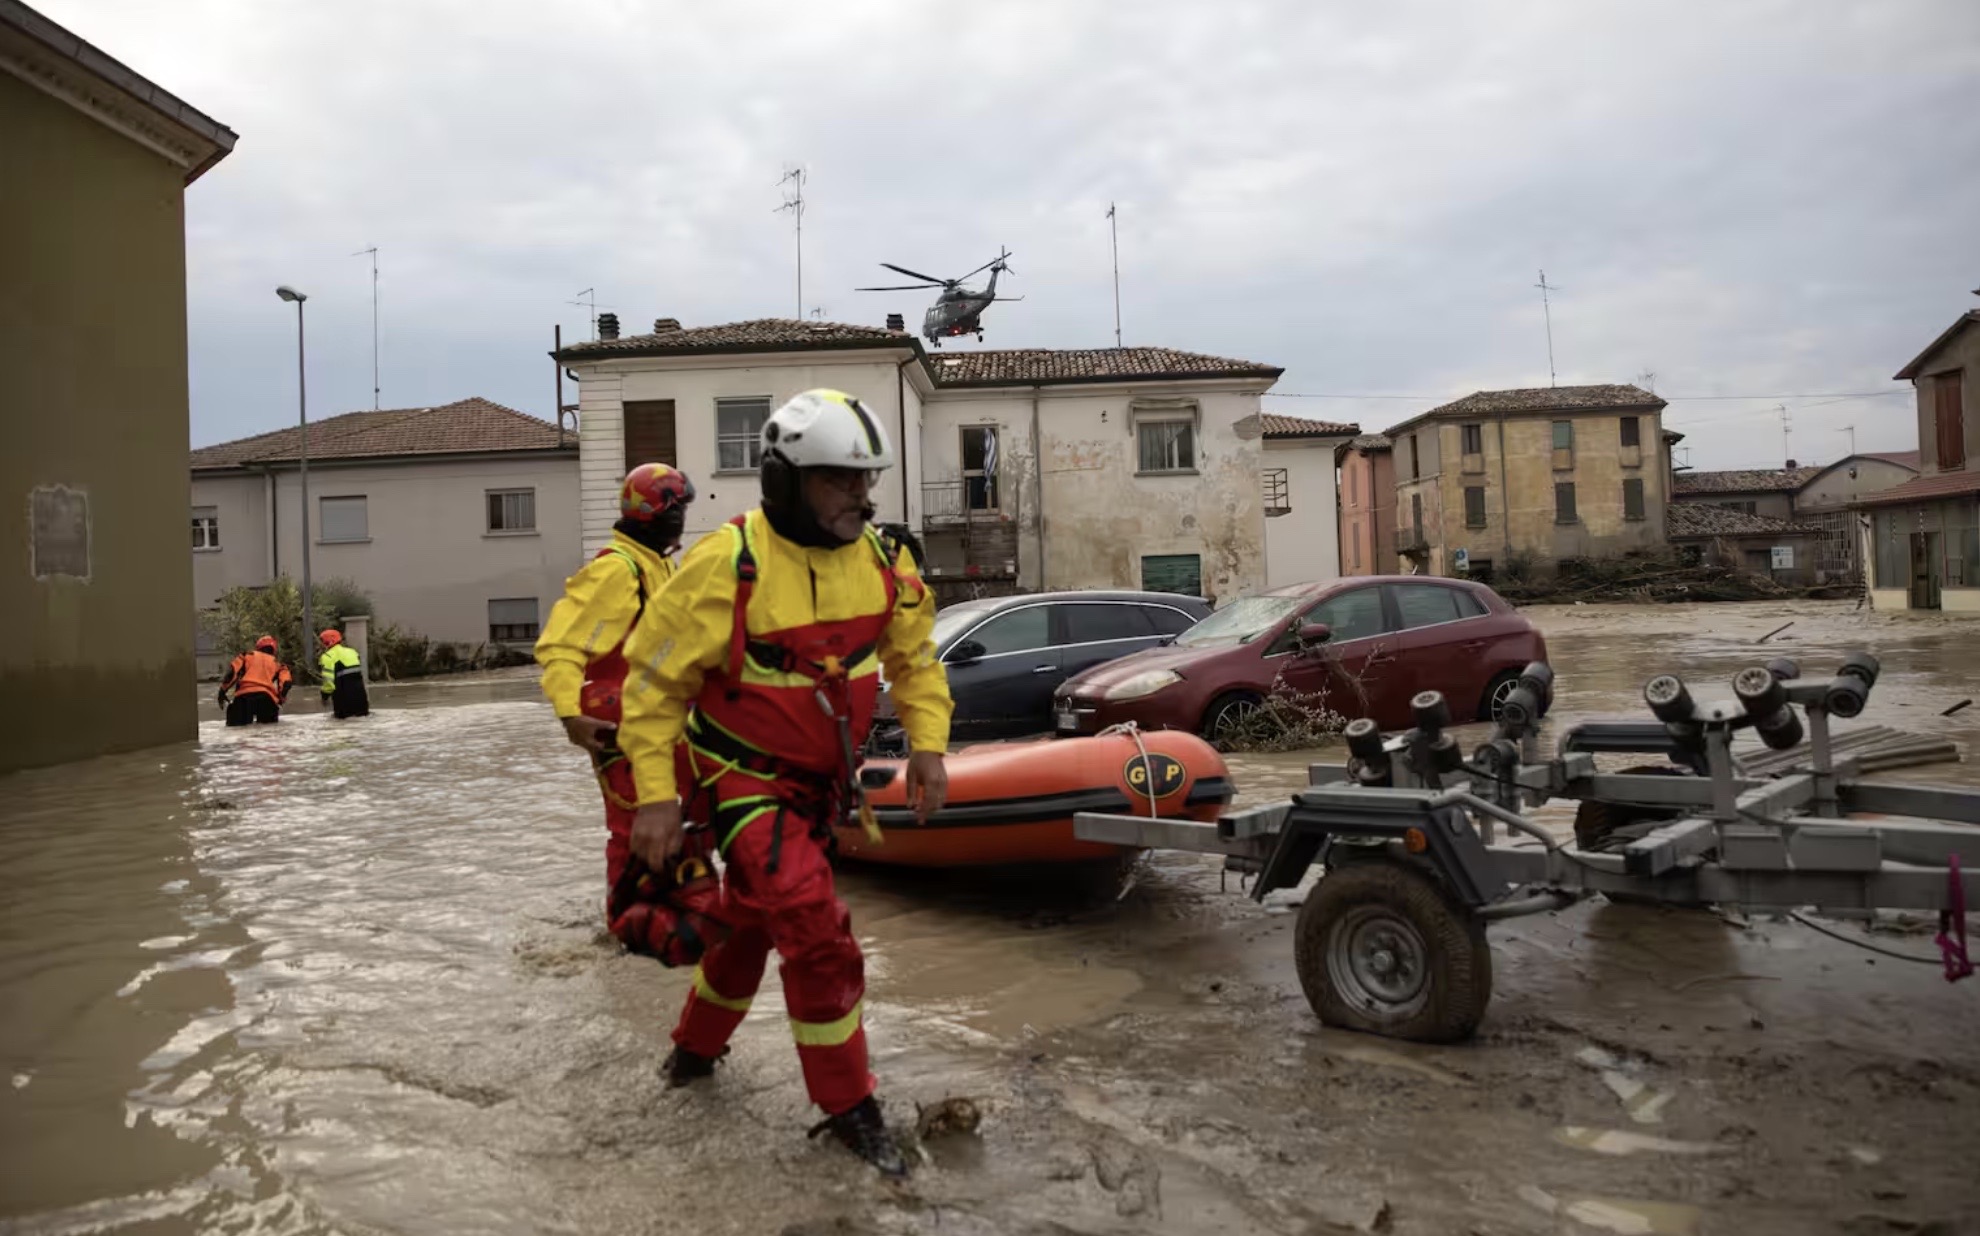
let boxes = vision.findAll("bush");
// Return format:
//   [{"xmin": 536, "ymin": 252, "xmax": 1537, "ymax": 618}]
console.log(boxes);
[
  {"xmin": 368, "ymin": 622, "xmax": 433, "ymax": 681},
  {"xmin": 203, "ymin": 576, "xmax": 376, "ymax": 677},
  {"xmin": 1212, "ymin": 660, "xmax": 1354, "ymax": 754}
]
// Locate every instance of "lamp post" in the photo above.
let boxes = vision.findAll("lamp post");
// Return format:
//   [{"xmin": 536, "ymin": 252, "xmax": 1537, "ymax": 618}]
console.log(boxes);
[{"xmin": 276, "ymin": 286, "xmax": 313, "ymax": 670}]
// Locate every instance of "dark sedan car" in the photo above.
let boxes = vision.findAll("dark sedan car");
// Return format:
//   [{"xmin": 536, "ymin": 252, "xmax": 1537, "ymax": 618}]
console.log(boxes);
[
  {"xmin": 875, "ymin": 589, "xmax": 1212, "ymax": 742},
  {"xmin": 1054, "ymin": 575, "xmax": 1547, "ymax": 739}
]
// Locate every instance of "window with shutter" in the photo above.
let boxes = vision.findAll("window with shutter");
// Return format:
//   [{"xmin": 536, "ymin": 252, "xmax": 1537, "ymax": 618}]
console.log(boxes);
[
  {"xmin": 623, "ymin": 400, "xmax": 677, "ymax": 470},
  {"xmin": 1463, "ymin": 486, "xmax": 1486, "ymax": 528},
  {"xmin": 1555, "ymin": 482, "xmax": 1577, "ymax": 524},
  {"xmin": 1620, "ymin": 417, "xmax": 1641, "ymax": 447},
  {"xmin": 1937, "ymin": 371, "xmax": 1966, "ymax": 470},
  {"xmin": 1140, "ymin": 554, "xmax": 1202, "ymax": 596},
  {"xmin": 715, "ymin": 397, "xmax": 770, "ymax": 472},
  {"xmin": 488, "ymin": 597, "xmax": 540, "ymax": 642},
  {"xmin": 486, "ymin": 489, "xmax": 536, "ymax": 533},
  {"xmin": 319, "ymin": 496, "xmax": 368, "ymax": 543},
  {"xmin": 1623, "ymin": 478, "xmax": 1645, "ymax": 520},
  {"xmin": 1136, "ymin": 422, "xmax": 1195, "ymax": 473}
]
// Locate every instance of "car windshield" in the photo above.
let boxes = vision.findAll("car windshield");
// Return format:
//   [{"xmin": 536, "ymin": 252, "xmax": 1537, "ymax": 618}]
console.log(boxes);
[
  {"xmin": 1172, "ymin": 594, "xmax": 1305, "ymax": 648},
  {"xmin": 931, "ymin": 605, "xmax": 994, "ymax": 651}
]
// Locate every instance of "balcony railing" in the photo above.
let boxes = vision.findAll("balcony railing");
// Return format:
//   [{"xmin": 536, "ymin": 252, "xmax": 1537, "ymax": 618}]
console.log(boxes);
[
  {"xmin": 1262, "ymin": 468, "xmax": 1289, "ymax": 517},
  {"xmin": 922, "ymin": 479, "xmax": 1001, "ymax": 524},
  {"xmin": 1394, "ymin": 525, "xmax": 1429, "ymax": 554}
]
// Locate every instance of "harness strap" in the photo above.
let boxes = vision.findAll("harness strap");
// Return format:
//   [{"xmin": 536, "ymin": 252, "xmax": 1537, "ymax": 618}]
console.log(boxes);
[{"xmin": 598, "ymin": 544, "xmax": 650, "ymax": 628}]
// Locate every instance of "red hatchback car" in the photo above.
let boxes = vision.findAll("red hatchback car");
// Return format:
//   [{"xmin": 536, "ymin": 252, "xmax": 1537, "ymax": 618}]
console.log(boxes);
[{"xmin": 1054, "ymin": 575, "xmax": 1548, "ymax": 739}]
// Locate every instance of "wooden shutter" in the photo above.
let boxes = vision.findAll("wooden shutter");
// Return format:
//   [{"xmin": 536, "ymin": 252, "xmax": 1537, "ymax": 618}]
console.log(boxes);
[
  {"xmin": 1937, "ymin": 372, "xmax": 1966, "ymax": 470},
  {"xmin": 623, "ymin": 400, "xmax": 677, "ymax": 469}
]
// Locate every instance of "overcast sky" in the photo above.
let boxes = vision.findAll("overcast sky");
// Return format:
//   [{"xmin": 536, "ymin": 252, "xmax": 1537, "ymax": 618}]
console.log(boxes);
[{"xmin": 43, "ymin": 0, "xmax": 1980, "ymax": 470}]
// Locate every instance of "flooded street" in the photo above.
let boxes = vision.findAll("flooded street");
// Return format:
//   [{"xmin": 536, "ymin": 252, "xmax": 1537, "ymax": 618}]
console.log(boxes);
[{"xmin": 4, "ymin": 601, "xmax": 1979, "ymax": 1235}]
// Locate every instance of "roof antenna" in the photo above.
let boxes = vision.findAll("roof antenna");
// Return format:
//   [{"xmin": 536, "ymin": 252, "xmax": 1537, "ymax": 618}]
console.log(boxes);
[
  {"xmin": 566, "ymin": 289, "xmax": 609, "ymax": 340},
  {"xmin": 1778, "ymin": 403, "xmax": 1791, "ymax": 467},
  {"xmin": 353, "ymin": 246, "xmax": 379, "ymax": 408},
  {"xmin": 776, "ymin": 167, "xmax": 806, "ymax": 319},
  {"xmin": 1106, "ymin": 202, "xmax": 1123, "ymax": 348},
  {"xmin": 1535, "ymin": 270, "xmax": 1560, "ymax": 387}
]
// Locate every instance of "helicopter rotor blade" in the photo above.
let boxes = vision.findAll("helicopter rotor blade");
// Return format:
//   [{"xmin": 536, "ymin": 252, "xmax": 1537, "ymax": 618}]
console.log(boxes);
[
  {"xmin": 879, "ymin": 262, "xmax": 951, "ymax": 285},
  {"xmin": 856, "ymin": 283, "xmax": 942, "ymax": 292},
  {"xmin": 958, "ymin": 250, "xmax": 1014, "ymax": 282}
]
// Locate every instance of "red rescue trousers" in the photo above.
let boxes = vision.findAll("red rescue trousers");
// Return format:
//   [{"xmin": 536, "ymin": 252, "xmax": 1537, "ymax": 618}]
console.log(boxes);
[
  {"xmin": 580, "ymin": 675, "xmax": 639, "ymax": 893},
  {"xmin": 671, "ymin": 767, "xmax": 873, "ymax": 1116}
]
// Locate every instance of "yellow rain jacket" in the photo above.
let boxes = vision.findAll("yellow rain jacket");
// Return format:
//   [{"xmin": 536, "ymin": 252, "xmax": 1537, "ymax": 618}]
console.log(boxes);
[
  {"xmin": 534, "ymin": 532, "xmax": 677, "ymax": 719},
  {"xmin": 620, "ymin": 510, "xmax": 951, "ymax": 804}
]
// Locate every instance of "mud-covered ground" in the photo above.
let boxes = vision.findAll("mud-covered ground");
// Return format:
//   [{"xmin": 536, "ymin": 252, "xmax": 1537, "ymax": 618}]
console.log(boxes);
[{"xmin": 2, "ymin": 600, "xmax": 1977, "ymax": 1235}]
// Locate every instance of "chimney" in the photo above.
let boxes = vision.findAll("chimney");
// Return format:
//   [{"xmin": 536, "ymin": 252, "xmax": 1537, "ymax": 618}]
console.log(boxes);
[
  {"xmin": 653, "ymin": 317, "xmax": 681, "ymax": 334},
  {"xmin": 885, "ymin": 313, "xmax": 905, "ymax": 332},
  {"xmin": 597, "ymin": 312, "xmax": 619, "ymax": 340},
  {"xmin": 1785, "ymin": 458, "xmax": 1798, "ymax": 469}
]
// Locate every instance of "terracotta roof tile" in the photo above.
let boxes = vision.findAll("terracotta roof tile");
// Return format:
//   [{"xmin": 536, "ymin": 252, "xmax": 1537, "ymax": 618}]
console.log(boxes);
[
  {"xmin": 1860, "ymin": 450, "xmax": 1921, "ymax": 471},
  {"xmin": 1259, "ymin": 413, "xmax": 1357, "ymax": 439},
  {"xmin": 557, "ymin": 318, "xmax": 907, "ymax": 358},
  {"xmin": 1344, "ymin": 433, "xmax": 1393, "ymax": 451},
  {"xmin": 191, "ymin": 398, "xmax": 565, "ymax": 469},
  {"xmin": 1666, "ymin": 504, "xmax": 1819, "ymax": 538},
  {"xmin": 554, "ymin": 318, "xmax": 1282, "ymax": 387},
  {"xmin": 1410, "ymin": 384, "xmax": 1664, "ymax": 422},
  {"xmin": 1672, "ymin": 466, "xmax": 1824, "ymax": 495},
  {"xmin": 1849, "ymin": 468, "xmax": 1980, "ymax": 508},
  {"xmin": 927, "ymin": 345, "xmax": 1281, "ymax": 387}
]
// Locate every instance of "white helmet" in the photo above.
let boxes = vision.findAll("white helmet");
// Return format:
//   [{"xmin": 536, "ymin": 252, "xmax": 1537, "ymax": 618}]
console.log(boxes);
[{"xmin": 761, "ymin": 389, "xmax": 895, "ymax": 472}]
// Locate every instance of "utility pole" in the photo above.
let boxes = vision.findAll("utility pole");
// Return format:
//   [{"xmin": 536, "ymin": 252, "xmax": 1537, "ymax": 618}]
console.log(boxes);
[
  {"xmin": 1106, "ymin": 202, "xmax": 1122, "ymax": 347},
  {"xmin": 1778, "ymin": 404, "xmax": 1792, "ymax": 465},
  {"xmin": 776, "ymin": 167, "xmax": 806, "ymax": 318},
  {"xmin": 1535, "ymin": 270, "xmax": 1560, "ymax": 387},
  {"xmin": 1841, "ymin": 424, "xmax": 1857, "ymax": 456},
  {"xmin": 352, "ymin": 246, "xmax": 379, "ymax": 408}
]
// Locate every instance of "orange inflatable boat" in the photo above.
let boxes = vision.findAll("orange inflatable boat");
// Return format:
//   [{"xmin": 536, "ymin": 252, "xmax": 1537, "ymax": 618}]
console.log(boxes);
[{"xmin": 834, "ymin": 729, "xmax": 1233, "ymax": 867}]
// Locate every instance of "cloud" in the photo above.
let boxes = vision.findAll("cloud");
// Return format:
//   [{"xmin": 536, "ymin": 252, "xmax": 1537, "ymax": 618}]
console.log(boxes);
[{"xmin": 38, "ymin": 0, "xmax": 1980, "ymax": 467}]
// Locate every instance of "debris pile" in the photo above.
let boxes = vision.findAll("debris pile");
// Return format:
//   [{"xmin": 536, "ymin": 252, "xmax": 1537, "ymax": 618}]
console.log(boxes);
[{"xmin": 1490, "ymin": 553, "xmax": 1859, "ymax": 606}]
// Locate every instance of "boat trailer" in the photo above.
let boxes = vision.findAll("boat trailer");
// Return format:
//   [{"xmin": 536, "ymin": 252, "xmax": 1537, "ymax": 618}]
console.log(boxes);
[{"xmin": 1074, "ymin": 652, "xmax": 1979, "ymax": 1042}]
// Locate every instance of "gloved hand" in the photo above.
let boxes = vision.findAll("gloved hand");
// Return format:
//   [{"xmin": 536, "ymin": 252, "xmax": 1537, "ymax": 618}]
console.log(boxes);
[{"xmin": 216, "ymin": 690, "xmax": 228, "ymax": 709}]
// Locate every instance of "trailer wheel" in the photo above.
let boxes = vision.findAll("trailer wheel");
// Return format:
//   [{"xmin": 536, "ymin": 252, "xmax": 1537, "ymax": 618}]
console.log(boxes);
[{"xmin": 1295, "ymin": 861, "xmax": 1492, "ymax": 1043}]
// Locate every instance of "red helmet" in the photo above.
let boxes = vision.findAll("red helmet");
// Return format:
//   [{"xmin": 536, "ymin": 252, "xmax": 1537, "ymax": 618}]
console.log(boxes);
[
  {"xmin": 319, "ymin": 629, "xmax": 342, "ymax": 648},
  {"xmin": 620, "ymin": 463, "xmax": 695, "ymax": 523},
  {"xmin": 254, "ymin": 635, "xmax": 278, "ymax": 653}
]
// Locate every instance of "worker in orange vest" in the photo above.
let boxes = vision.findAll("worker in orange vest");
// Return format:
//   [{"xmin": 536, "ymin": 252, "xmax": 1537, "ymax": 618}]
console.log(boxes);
[
  {"xmin": 619, "ymin": 390, "xmax": 952, "ymax": 1178},
  {"xmin": 534, "ymin": 463, "xmax": 696, "ymax": 894},
  {"xmin": 218, "ymin": 635, "xmax": 294, "ymax": 726}
]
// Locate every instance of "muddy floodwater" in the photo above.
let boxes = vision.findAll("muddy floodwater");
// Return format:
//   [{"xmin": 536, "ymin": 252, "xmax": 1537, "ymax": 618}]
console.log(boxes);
[{"xmin": 4, "ymin": 601, "xmax": 1978, "ymax": 1235}]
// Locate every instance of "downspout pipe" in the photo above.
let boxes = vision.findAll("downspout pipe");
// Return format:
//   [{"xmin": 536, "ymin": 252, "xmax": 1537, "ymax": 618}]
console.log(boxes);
[
  {"xmin": 896, "ymin": 356, "xmax": 913, "ymax": 523},
  {"xmin": 259, "ymin": 466, "xmax": 280, "ymax": 579},
  {"xmin": 1497, "ymin": 412, "xmax": 1512, "ymax": 560},
  {"xmin": 1030, "ymin": 385, "xmax": 1046, "ymax": 591}
]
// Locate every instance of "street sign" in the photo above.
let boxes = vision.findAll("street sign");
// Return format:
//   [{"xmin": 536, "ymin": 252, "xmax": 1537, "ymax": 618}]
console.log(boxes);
[
  {"xmin": 1771, "ymin": 546, "xmax": 1794, "ymax": 570},
  {"xmin": 1454, "ymin": 548, "xmax": 1470, "ymax": 574}
]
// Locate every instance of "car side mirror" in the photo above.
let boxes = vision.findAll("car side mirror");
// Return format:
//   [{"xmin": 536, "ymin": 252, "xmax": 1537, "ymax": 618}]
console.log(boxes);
[
  {"xmin": 947, "ymin": 639, "xmax": 986, "ymax": 666},
  {"xmin": 1296, "ymin": 622, "xmax": 1333, "ymax": 650}
]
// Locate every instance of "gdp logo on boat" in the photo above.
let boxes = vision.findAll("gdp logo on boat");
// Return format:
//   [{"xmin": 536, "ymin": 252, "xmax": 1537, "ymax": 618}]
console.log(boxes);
[{"xmin": 1123, "ymin": 752, "xmax": 1187, "ymax": 801}]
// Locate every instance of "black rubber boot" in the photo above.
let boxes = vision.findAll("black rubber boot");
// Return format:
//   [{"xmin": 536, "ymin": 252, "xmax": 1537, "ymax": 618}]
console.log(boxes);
[
  {"xmin": 808, "ymin": 1097, "xmax": 909, "ymax": 1179},
  {"xmin": 661, "ymin": 1045, "xmax": 726, "ymax": 1088}
]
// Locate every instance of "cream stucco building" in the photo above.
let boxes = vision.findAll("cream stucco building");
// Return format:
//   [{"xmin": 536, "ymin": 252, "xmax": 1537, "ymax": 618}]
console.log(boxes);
[
  {"xmin": 556, "ymin": 316, "xmax": 1342, "ymax": 603},
  {"xmin": 189, "ymin": 399, "xmax": 580, "ymax": 671}
]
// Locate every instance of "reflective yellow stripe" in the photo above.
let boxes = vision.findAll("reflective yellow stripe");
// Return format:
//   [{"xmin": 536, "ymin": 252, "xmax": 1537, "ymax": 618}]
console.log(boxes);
[
  {"xmin": 790, "ymin": 1000, "xmax": 863, "ymax": 1047},
  {"xmin": 719, "ymin": 802, "xmax": 779, "ymax": 852},
  {"xmin": 692, "ymin": 964, "xmax": 753, "ymax": 1013},
  {"xmin": 737, "ymin": 653, "xmax": 881, "ymax": 691}
]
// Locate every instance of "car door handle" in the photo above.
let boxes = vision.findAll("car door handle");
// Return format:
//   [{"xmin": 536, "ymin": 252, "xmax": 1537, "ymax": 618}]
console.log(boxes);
[{"xmin": 1032, "ymin": 664, "xmax": 1058, "ymax": 674}]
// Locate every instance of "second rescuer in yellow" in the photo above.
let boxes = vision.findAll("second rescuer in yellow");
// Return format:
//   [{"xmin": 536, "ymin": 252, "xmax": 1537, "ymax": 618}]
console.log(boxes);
[{"xmin": 617, "ymin": 389, "xmax": 951, "ymax": 1178}]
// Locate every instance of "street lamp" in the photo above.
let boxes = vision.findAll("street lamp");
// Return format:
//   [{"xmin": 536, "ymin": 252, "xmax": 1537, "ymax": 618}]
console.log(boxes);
[{"xmin": 276, "ymin": 285, "xmax": 313, "ymax": 673}]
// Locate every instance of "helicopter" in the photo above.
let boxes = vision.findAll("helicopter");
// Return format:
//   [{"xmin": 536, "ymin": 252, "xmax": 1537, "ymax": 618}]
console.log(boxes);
[{"xmin": 857, "ymin": 248, "xmax": 1021, "ymax": 345}]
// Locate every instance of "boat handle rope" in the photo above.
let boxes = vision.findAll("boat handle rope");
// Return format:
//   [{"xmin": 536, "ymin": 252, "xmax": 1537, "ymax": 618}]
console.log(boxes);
[{"xmin": 1097, "ymin": 721, "xmax": 1160, "ymax": 820}]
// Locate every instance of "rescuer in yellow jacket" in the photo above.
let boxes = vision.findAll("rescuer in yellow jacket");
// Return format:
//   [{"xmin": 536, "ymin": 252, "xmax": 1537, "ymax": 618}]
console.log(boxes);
[
  {"xmin": 533, "ymin": 463, "xmax": 695, "ymax": 890},
  {"xmin": 619, "ymin": 390, "xmax": 952, "ymax": 1178},
  {"xmin": 317, "ymin": 630, "xmax": 369, "ymax": 719}
]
